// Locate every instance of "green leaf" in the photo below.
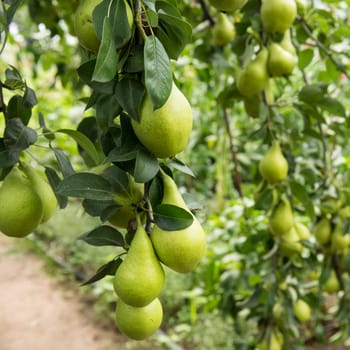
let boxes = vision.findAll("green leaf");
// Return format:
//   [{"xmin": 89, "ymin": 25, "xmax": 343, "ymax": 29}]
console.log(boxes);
[
  {"xmin": 52, "ymin": 148, "xmax": 75, "ymax": 178},
  {"xmin": 4, "ymin": 118, "xmax": 37, "ymax": 151},
  {"xmin": 154, "ymin": 203, "xmax": 193, "ymax": 231},
  {"xmin": 56, "ymin": 172, "xmax": 114, "ymax": 200},
  {"xmin": 111, "ymin": 0, "xmax": 132, "ymax": 49},
  {"xmin": 298, "ymin": 49, "xmax": 314, "ymax": 70},
  {"xmin": 23, "ymin": 85, "xmax": 37, "ymax": 107},
  {"xmin": 82, "ymin": 198, "xmax": 115, "ymax": 217},
  {"xmin": 100, "ymin": 165, "xmax": 129, "ymax": 193},
  {"xmin": 79, "ymin": 225, "xmax": 124, "ymax": 247},
  {"xmin": 56, "ymin": 129, "xmax": 103, "ymax": 166},
  {"xmin": 144, "ymin": 35, "xmax": 172, "ymax": 109},
  {"xmin": 81, "ymin": 258, "xmax": 123, "ymax": 285},
  {"xmin": 168, "ymin": 158, "xmax": 195, "ymax": 177},
  {"xmin": 134, "ymin": 149, "xmax": 159, "ymax": 183},
  {"xmin": 7, "ymin": 95, "xmax": 31, "ymax": 125},
  {"xmin": 290, "ymin": 181, "xmax": 315, "ymax": 219},
  {"xmin": 95, "ymin": 93, "xmax": 122, "ymax": 131},
  {"xmin": 45, "ymin": 167, "xmax": 68, "ymax": 209},
  {"xmin": 115, "ymin": 78, "xmax": 145, "ymax": 120},
  {"xmin": 318, "ymin": 97, "xmax": 346, "ymax": 117},
  {"xmin": 298, "ymin": 83, "xmax": 328, "ymax": 104},
  {"xmin": 92, "ymin": 16, "xmax": 117, "ymax": 82}
]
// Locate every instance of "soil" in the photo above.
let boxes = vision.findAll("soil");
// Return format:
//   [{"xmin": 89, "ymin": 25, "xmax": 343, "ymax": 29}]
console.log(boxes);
[{"xmin": 0, "ymin": 234, "xmax": 127, "ymax": 350}]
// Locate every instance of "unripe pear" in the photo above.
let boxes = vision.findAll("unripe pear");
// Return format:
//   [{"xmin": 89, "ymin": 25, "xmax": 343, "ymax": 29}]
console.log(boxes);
[
  {"xmin": 279, "ymin": 226, "xmax": 303, "ymax": 258},
  {"xmin": 269, "ymin": 198, "xmax": 294, "ymax": 236},
  {"xmin": 267, "ymin": 42, "xmax": 296, "ymax": 76},
  {"xmin": 294, "ymin": 222, "xmax": 310, "ymax": 240},
  {"xmin": 280, "ymin": 30, "xmax": 296, "ymax": 55},
  {"xmin": 209, "ymin": 0, "xmax": 247, "ymax": 12},
  {"xmin": 237, "ymin": 48, "xmax": 269, "ymax": 97},
  {"xmin": 261, "ymin": 0, "xmax": 297, "ymax": 34},
  {"xmin": 257, "ymin": 330, "xmax": 283, "ymax": 350},
  {"xmin": 114, "ymin": 222, "xmax": 165, "ymax": 307},
  {"xmin": 151, "ymin": 171, "xmax": 206, "ymax": 273},
  {"xmin": 293, "ymin": 299, "xmax": 311, "ymax": 322},
  {"xmin": 314, "ymin": 217, "xmax": 331, "ymax": 245},
  {"xmin": 212, "ymin": 13, "xmax": 235, "ymax": 46},
  {"xmin": 323, "ymin": 270, "xmax": 340, "ymax": 293},
  {"xmin": 131, "ymin": 83, "xmax": 193, "ymax": 159},
  {"xmin": 74, "ymin": 0, "xmax": 133, "ymax": 53},
  {"xmin": 0, "ymin": 168, "xmax": 43, "ymax": 237},
  {"xmin": 109, "ymin": 176, "xmax": 144, "ymax": 229},
  {"xmin": 21, "ymin": 165, "xmax": 57, "ymax": 223},
  {"xmin": 330, "ymin": 223, "xmax": 349, "ymax": 254},
  {"xmin": 259, "ymin": 141, "xmax": 288, "ymax": 184},
  {"xmin": 115, "ymin": 298, "xmax": 163, "ymax": 340}
]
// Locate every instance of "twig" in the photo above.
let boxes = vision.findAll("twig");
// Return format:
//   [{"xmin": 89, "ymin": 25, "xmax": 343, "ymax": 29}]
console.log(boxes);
[
  {"xmin": 222, "ymin": 107, "xmax": 243, "ymax": 198},
  {"xmin": 0, "ymin": 81, "xmax": 8, "ymax": 119},
  {"xmin": 196, "ymin": 0, "xmax": 215, "ymax": 26},
  {"xmin": 297, "ymin": 16, "xmax": 350, "ymax": 80}
]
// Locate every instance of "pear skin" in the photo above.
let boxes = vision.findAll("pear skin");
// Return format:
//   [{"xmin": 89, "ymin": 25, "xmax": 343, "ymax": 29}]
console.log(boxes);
[
  {"xmin": 259, "ymin": 141, "xmax": 288, "ymax": 184},
  {"xmin": 212, "ymin": 13, "xmax": 235, "ymax": 46},
  {"xmin": 151, "ymin": 171, "xmax": 206, "ymax": 273},
  {"xmin": 268, "ymin": 42, "xmax": 296, "ymax": 76},
  {"xmin": 314, "ymin": 217, "xmax": 331, "ymax": 245},
  {"xmin": 269, "ymin": 198, "xmax": 294, "ymax": 236},
  {"xmin": 0, "ymin": 168, "xmax": 43, "ymax": 237},
  {"xmin": 237, "ymin": 48, "xmax": 269, "ymax": 97},
  {"xmin": 114, "ymin": 222, "xmax": 165, "ymax": 307}
]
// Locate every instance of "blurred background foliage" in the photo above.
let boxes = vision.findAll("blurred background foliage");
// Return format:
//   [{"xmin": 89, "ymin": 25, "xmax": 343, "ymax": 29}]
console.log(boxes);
[{"xmin": 1, "ymin": 0, "xmax": 350, "ymax": 349}]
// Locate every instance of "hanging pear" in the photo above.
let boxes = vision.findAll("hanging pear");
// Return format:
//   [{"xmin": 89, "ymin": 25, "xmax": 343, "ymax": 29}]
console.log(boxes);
[
  {"xmin": 280, "ymin": 30, "xmax": 296, "ymax": 55},
  {"xmin": 261, "ymin": 0, "xmax": 297, "ymax": 34},
  {"xmin": 151, "ymin": 171, "xmax": 206, "ymax": 273},
  {"xmin": 267, "ymin": 42, "xmax": 297, "ymax": 76},
  {"xmin": 279, "ymin": 226, "xmax": 303, "ymax": 258},
  {"xmin": 20, "ymin": 164, "xmax": 57, "ymax": 223},
  {"xmin": 313, "ymin": 217, "xmax": 331, "ymax": 245},
  {"xmin": 269, "ymin": 197, "xmax": 294, "ymax": 236},
  {"xmin": 259, "ymin": 141, "xmax": 288, "ymax": 184},
  {"xmin": 237, "ymin": 48, "xmax": 269, "ymax": 97},
  {"xmin": 294, "ymin": 222, "xmax": 310, "ymax": 240},
  {"xmin": 0, "ymin": 167, "xmax": 43, "ymax": 237},
  {"xmin": 114, "ymin": 219, "xmax": 165, "ymax": 307},
  {"xmin": 212, "ymin": 13, "xmax": 235, "ymax": 46}
]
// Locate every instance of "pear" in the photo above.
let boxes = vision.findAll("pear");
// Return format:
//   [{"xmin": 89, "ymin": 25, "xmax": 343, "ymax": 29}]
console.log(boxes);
[
  {"xmin": 269, "ymin": 197, "xmax": 294, "ymax": 236},
  {"xmin": 293, "ymin": 299, "xmax": 311, "ymax": 322},
  {"xmin": 323, "ymin": 270, "xmax": 340, "ymax": 293},
  {"xmin": 280, "ymin": 30, "xmax": 296, "ymax": 55},
  {"xmin": 261, "ymin": 0, "xmax": 297, "ymax": 34},
  {"xmin": 257, "ymin": 330, "xmax": 283, "ymax": 350},
  {"xmin": 212, "ymin": 13, "xmax": 235, "ymax": 46},
  {"xmin": 294, "ymin": 222, "xmax": 310, "ymax": 240},
  {"xmin": 151, "ymin": 171, "xmax": 206, "ymax": 273},
  {"xmin": 268, "ymin": 42, "xmax": 296, "ymax": 76},
  {"xmin": 259, "ymin": 141, "xmax": 288, "ymax": 184},
  {"xmin": 279, "ymin": 226, "xmax": 303, "ymax": 258},
  {"xmin": 330, "ymin": 222, "xmax": 349, "ymax": 254},
  {"xmin": 20, "ymin": 164, "xmax": 57, "ymax": 223},
  {"xmin": 0, "ymin": 167, "xmax": 43, "ymax": 237},
  {"xmin": 115, "ymin": 298, "xmax": 163, "ymax": 340},
  {"xmin": 237, "ymin": 48, "xmax": 269, "ymax": 97},
  {"xmin": 131, "ymin": 83, "xmax": 193, "ymax": 159},
  {"xmin": 313, "ymin": 217, "xmax": 331, "ymax": 245},
  {"xmin": 114, "ymin": 221, "xmax": 165, "ymax": 307},
  {"xmin": 209, "ymin": 0, "xmax": 247, "ymax": 12}
]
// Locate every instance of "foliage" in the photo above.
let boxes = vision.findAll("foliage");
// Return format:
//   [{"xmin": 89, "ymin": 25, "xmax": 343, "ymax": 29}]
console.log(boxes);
[{"xmin": 1, "ymin": 0, "xmax": 350, "ymax": 348}]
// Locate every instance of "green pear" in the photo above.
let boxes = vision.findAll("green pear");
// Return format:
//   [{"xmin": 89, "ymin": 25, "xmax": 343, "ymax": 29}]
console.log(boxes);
[
  {"xmin": 314, "ymin": 217, "xmax": 331, "ymax": 245},
  {"xmin": 21, "ymin": 164, "xmax": 57, "ymax": 223},
  {"xmin": 259, "ymin": 141, "xmax": 288, "ymax": 184},
  {"xmin": 212, "ymin": 13, "xmax": 235, "ymax": 46},
  {"xmin": 294, "ymin": 222, "xmax": 310, "ymax": 240},
  {"xmin": 114, "ymin": 221, "xmax": 165, "ymax": 307},
  {"xmin": 280, "ymin": 30, "xmax": 296, "ymax": 55},
  {"xmin": 151, "ymin": 171, "xmax": 206, "ymax": 273},
  {"xmin": 257, "ymin": 330, "xmax": 283, "ymax": 350},
  {"xmin": 279, "ymin": 226, "xmax": 303, "ymax": 258},
  {"xmin": 323, "ymin": 270, "xmax": 340, "ymax": 293},
  {"xmin": 0, "ymin": 167, "xmax": 43, "ymax": 237},
  {"xmin": 209, "ymin": 0, "xmax": 247, "ymax": 12},
  {"xmin": 115, "ymin": 298, "xmax": 163, "ymax": 340},
  {"xmin": 293, "ymin": 299, "xmax": 311, "ymax": 322},
  {"xmin": 268, "ymin": 42, "xmax": 296, "ymax": 76},
  {"xmin": 330, "ymin": 222, "xmax": 349, "ymax": 254},
  {"xmin": 131, "ymin": 83, "xmax": 193, "ymax": 159},
  {"xmin": 261, "ymin": 0, "xmax": 297, "ymax": 34},
  {"xmin": 269, "ymin": 197, "xmax": 294, "ymax": 236},
  {"xmin": 237, "ymin": 48, "xmax": 269, "ymax": 97}
]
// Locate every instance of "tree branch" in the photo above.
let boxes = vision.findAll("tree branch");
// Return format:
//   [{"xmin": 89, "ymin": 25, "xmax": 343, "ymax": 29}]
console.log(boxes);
[
  {"xmin": 222, "ymin": 107, "xmax": 243, "ymax": 198},
  {"xmin": 196, "ymin": 0, "xmax": 215, "ymax": 26}
]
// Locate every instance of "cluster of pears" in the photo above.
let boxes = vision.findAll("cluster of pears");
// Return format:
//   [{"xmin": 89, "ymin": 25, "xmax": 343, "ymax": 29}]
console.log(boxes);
[
  {"xmin": 237, "ymin": 0, "xmax": 298, "ymax": 117},
  {"xmin": 0, "ymin": 164, "xmax": 57, "ymax": 238},
  {"xmin": 259, "ymin": 141, "xmax": 310, "ymax": 257},
  {"xmin": 113, "ymin": 170, "xmax": 206, "ymax": 340}
]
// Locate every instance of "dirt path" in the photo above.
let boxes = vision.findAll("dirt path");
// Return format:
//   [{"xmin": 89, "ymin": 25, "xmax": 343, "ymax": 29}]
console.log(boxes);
[{"xmin": 0, "ymin": 234, "xmax": 127, "ymax": 350}]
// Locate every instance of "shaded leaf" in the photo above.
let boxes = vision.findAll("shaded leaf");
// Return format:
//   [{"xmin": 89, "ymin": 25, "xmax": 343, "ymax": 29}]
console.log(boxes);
[
  {"xmin": 134, "ymin": 149, "xmax": 159, "ymax": 183},
  {"xmin": 154, "ymin": 203, "xmax": 193, "ymax": 230},
  {"xmin": 79, "ymin": 225, "xmax": 124, "ymax": 246}
]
